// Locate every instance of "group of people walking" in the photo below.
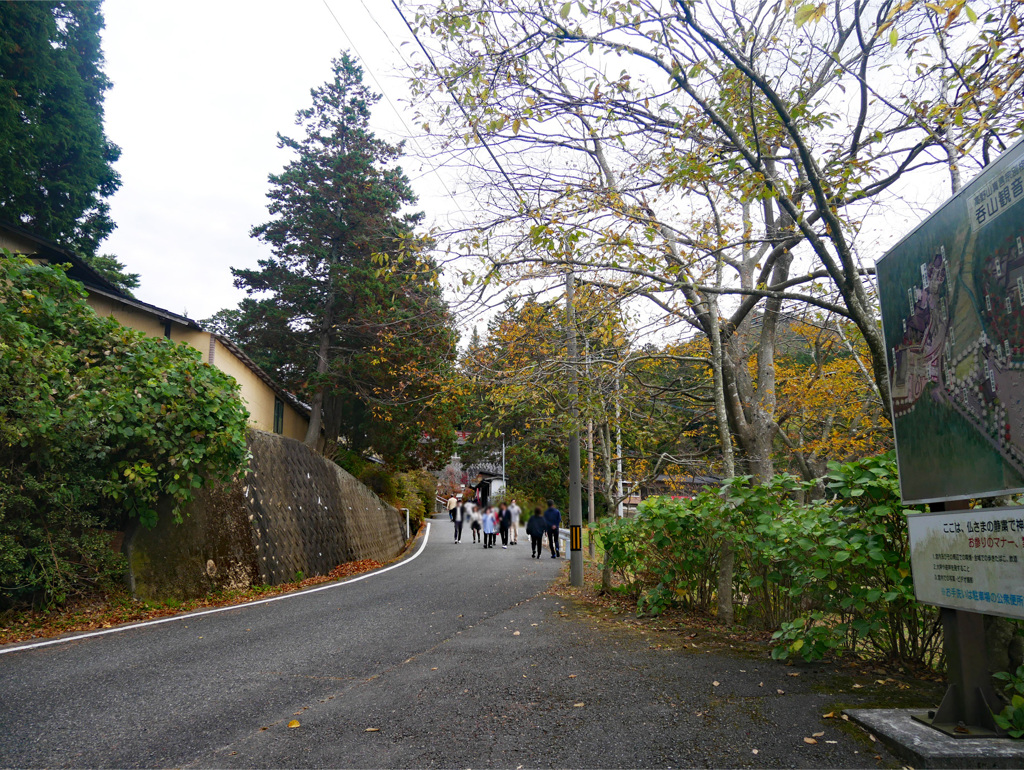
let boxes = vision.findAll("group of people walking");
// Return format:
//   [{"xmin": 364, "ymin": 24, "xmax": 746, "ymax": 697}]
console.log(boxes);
[{"xmin": 446, "ymin": 495, "xmax": 564, "ymax": 559}]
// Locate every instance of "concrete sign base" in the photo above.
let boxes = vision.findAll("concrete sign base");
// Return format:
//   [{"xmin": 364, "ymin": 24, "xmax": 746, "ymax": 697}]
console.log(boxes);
[{"xmin": 846, "ymin": 709, "xmax": 1024, "ymax": 769}]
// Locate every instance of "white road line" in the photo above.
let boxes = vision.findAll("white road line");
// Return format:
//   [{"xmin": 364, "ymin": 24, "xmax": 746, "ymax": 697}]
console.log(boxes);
[{"xmin": 0, "ymin": 521, "xmax": 432, "ymax": 657}]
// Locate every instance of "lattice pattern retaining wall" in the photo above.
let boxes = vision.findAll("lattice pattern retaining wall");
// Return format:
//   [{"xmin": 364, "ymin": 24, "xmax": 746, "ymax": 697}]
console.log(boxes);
[
  {"xmin": 244, "ymin": 429, "xmax": 405, "ymax": 584},
  {"xmin": 127, "ymin": 429, "xmax": 406, "ymax": 599}
]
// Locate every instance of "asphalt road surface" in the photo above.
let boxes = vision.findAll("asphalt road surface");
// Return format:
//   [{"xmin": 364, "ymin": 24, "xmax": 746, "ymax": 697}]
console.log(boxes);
[{"xmin": 0, "ymin": 514, "xmax": 899, "ymax": 768}]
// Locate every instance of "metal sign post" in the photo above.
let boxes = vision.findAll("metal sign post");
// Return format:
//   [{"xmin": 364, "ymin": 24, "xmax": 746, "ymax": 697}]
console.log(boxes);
[{"xmin": 909, "ymin": 501, "xmax": 1009, "ymax": 737}]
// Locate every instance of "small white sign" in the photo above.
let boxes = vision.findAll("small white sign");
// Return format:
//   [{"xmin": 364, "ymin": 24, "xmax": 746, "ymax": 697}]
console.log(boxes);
[{"xmin": 908, "ymin": 508, "xmax": 1024, "ymax": 621}]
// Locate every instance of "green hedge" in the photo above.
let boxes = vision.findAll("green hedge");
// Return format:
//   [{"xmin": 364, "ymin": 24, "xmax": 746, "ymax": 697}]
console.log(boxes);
[{"xmin": 599, "ymin": 453, "xmax": 943, "ymax": 666}]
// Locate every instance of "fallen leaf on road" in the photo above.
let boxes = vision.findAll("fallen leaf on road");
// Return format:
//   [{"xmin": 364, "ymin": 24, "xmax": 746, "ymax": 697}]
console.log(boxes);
[
  {"xmin": 531, "ymin": 623, "xmax": 538, "ymax": 627},
  {"xmin": 568, "ymin": 674, "xmax": 577, "ymax": 678},
  {"xmin": 431, "ymin": 668, "xmax": 438, "ymax": 671},
  {"xmin": 752, "ymin": 749, "xmax": 759, "ymax": 755},
  {"xmin": 712, "ymin": 681, "xmax": 720, "ymax": 686},
  {"xmin": 365, "ymin": 728, "xmax": 380, "ymax": 732},
  {"xmin": 513, "ymin": 630, "xmax": 521, "ymax": 636},
  {"xmin": 852, "ymin": 683, "xmax": 863, "ymax": 689},
  {"xmin": 812, "ymin": 731, "xmax": 824, "ymax": 737},
  {"xmin": 758, "ymin": 682, "xmax": 763, "ymax": 687},
  {"xmin": 869, "ymin": 734, "xmax": 877, "ymax": 742},
  {"xmin": 822, "ymin": 711, "xmax": 836, "ymax": 718},
  {"xmin": 260, "ymin": 727, "xmax": 268, "ymax": 731},
  {"xmin": 288, "ymin": 720, "xmax": 300, "ymax": 728},
  {"xmin": 777, "ymin": 689, "xmax": 785, "ymax": 695},
  {"xmin": 574, "ymin": 702, "xmax": 585, "ymax": 708},
  {"xmin": 788, "ymin": 672, "xmax": 800, "ymax": 677},
  {"xmin": 804, "ymin": 737, "xmax": 817, "ymax": 745},
  {"xmin": 841, "ymin": 714, "xmax": 850, "ymax": 721}
]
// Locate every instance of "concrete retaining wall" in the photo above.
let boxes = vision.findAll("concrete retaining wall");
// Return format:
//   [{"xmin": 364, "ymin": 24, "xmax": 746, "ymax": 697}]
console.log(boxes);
[{"xmin": 126, "ymin": 429, "xmax": 406, "ymax": 600}]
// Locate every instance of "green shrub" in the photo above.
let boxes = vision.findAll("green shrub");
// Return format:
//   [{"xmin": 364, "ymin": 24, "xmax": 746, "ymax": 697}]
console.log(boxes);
[
  {"xmin": 599, "ymin": 495, "xmax": 719, "ymax": 615},
  {"xmin": 0, "ymin": 254, "xmax": 249, "ymax": 607},
  {"xmin": 392, "ymin": 470, "xmax": 434, "ymax": 532},
  {"xmin": 994, "ymin": 665, "xmax": 1024, "ymax": 738},
  {"xmin": 357, "ymin": 465, "xmax": 396, "ymax": 500},
  {"xmin": 598, "ymin": 452, "xmax": 941, "ymax": 666}
]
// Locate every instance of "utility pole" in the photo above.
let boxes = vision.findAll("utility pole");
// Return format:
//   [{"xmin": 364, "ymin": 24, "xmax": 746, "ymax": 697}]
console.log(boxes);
[
  {"xmin": 615, "ymin": 366, "xmax": 623, "ymax": 517},
  {"xmin": 565, "ymin": 268, "xmax": 583, "ymax": 586},
  {"xmin": 586, "ymin": 340, "xmax": 595, "ymax": 558}
]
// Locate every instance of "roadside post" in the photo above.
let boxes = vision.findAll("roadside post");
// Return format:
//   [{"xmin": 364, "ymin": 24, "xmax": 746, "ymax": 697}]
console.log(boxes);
[{"xmin": 875, "ymin": 137, "xmax": 1024, "ymax": 738}]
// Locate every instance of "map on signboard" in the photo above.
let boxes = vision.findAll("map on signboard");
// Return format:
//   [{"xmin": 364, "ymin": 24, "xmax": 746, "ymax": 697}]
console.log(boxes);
[{"xmin": 877, "ymin": 139, "xmax": 1024, "ymax": 503}]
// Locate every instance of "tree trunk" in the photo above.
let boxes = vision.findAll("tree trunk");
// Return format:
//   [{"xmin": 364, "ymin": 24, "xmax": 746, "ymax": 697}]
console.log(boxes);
[
  {"xmin": 588, "ymin": 416, "xmax": 596, "ymax": 559},
  {"xmin": 708, "ymin": 277, "xmax": 736, "ymax": 625},
  {"xmin": 303, "ymin": 305, "xmax": 333, "ymax": 449}
]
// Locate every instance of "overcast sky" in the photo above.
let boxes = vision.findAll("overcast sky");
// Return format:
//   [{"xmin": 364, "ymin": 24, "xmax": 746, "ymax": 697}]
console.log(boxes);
[{"xmin": 100, "ymin": 0, "xmax": 458, "ymax": 321}]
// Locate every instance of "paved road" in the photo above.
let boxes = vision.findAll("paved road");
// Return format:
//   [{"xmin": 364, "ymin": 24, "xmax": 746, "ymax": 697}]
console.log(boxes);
[{"xmin": 0, "ymin": 514, "xmax": 899, "ymax": 768}]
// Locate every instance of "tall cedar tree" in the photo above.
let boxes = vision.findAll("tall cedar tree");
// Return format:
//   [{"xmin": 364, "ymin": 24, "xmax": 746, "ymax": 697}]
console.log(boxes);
[
  {"xmin": 0, "ymin": 2, "xmax": 135, "ymax": 290},
  {"xmin": 228, "ymin": 53, "xmax": 456, "ymax": 466}
]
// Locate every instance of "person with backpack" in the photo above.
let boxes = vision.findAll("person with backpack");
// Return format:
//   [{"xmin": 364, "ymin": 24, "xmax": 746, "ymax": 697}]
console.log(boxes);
[
  {"xmin": 543, "ymin": 499, "xmax": 562, "ymax": 558},
  {"xmin": 526, "ymin": 508, "xmax": 547, "ymax": 558}
]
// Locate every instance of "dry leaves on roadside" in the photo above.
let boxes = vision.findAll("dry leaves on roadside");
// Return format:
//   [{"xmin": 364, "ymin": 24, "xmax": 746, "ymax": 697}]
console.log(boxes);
[
  {"xmin": 288, "ymin": 720, "xmax": 300, "ymax": 728},
  {"xmin": 804, "ymin": 737, "xmax": 817, "ymax": 745}
]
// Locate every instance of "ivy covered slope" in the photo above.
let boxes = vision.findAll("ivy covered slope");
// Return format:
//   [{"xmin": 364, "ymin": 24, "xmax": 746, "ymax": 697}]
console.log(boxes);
[{"xmin": 0, "ymin": 254, "xmax": 248, "ymax": 607}]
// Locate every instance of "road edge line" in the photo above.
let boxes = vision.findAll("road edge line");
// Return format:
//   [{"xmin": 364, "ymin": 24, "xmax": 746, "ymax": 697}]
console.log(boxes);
[{"xmin": 0, "ymin": 521, "xmax": 432, "ymax": 656}]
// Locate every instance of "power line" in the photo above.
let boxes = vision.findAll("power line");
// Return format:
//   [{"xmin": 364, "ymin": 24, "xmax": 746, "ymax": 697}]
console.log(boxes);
[
  {"xmin": 318, "ymin": 0, "xmax": 457, "ymax": 204},
  {"xmin": 387, "ymin": 0, "xmax": 525, "ymax": 203}
]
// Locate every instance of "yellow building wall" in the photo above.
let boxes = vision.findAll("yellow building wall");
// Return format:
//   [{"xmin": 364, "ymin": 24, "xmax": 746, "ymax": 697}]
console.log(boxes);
[
  {"xmin": 6, "ymin": 239, "xmax": 311, "ymax": 442},
  {"xmin": 84, "ymin": 296, "xmax": 309, "ymax": 442},
  {"xmin": 0, "ymin": 232, "xmax": 39, "ymax": 255},
  {"xmin": 87, "ymin": 294, "xmax": 169, "ymax": 338}
]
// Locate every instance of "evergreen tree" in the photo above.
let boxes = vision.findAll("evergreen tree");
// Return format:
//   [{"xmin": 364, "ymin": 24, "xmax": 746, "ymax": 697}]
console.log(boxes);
[
  {"xmin": 224, "ymin": 52, "xmax": 457, "ymax": 466},
  {"xmin": 0, "ymin": 2, "xmax": 126, "ymax": 282}
]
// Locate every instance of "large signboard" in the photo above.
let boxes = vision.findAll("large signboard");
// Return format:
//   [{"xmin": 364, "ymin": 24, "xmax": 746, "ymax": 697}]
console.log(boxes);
[
  {"xmin": 877, "ymin": 139, "xmax": 1024, "ymax": 503},
  {"xmin": 907, "ymin": 508, "xmax": 1024, "ymax": 621}
]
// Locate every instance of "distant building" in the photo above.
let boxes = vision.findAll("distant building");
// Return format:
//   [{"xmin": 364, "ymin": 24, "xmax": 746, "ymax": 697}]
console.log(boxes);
[{"xmin": 1, "ymin": 222, "xmax": 309, "ymax": 441}]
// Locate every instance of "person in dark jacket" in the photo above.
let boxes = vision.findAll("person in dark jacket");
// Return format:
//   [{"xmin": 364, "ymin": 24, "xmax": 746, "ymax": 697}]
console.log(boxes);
[
  {"xmin": 452, "ymin": 500, "xmax": 464, "ymax": 544},
  {"xmin": 543, "ymin": 499, "xmax": 562, "ymax": 558},
  {"xmin": 526, "ymin": 508, "xmax": 547, "ymax": 558},
  {"xmin": 498, "ymin": 503, "xmax": 512, "ymax": 548}
]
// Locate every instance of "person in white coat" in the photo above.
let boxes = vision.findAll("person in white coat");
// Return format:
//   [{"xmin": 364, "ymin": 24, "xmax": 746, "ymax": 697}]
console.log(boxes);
[
  {"xmin": 466, "ymin": 501, "xmax": 482, "ymax": 544},
  {"xmin": 508, "ymin": 499, "xmax": 522, "ymax": 545}
]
